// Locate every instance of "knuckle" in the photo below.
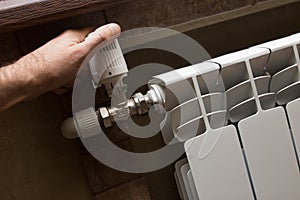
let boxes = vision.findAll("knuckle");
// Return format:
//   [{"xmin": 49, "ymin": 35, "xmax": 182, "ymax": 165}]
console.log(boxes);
[
  {"xmin": 73, "ymin": 47, "xmax": 84, "ymax": 56},
  {"xmin": 70, "ymin": 47, "xmax": 87, "ymax": 62},
  {"xmin": 63, "ymin": 29, "xmax": 73, "ymax": 35},
  {"xmin": 62, "ymin": 29, "xmax": 77, "ymax": 37},
  {"xmin": 94, "ymin": 31, "xmax": 105, "ymax": 42}
]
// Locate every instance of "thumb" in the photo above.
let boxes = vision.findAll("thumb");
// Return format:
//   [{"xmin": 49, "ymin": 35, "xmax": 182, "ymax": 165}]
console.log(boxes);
[{"xmin": 79, "ymin": 23, "xmax": 121, "ymax": 53}]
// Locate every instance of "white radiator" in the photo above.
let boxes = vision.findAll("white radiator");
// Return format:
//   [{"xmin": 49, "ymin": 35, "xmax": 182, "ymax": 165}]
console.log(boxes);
[{"xmin": 171, "ymin": 33, "xmax": 300, "ymax": 200}]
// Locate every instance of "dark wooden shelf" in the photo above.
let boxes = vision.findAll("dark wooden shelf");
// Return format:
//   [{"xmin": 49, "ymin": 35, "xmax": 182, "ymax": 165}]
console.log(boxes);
[{"xmin": 0, "ymin": 0, "xmax": 129, "ymax": 32}]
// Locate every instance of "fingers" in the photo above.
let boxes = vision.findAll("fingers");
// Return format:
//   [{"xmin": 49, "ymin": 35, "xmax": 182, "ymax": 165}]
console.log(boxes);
[
  {"xmin": 74, "ymin": 27, "xmax": 95, "ymax": 41},
  {"xmin": 52, "ymin": 23, "xmax": 121, "ymax": 95},
  {"xmin": 59, "ymin": 27, "xmax": 95, "ymax": 43},
  {"xmin": 78, "ymin": 23, "xmax": 121, "ymax": 53},
  {"xmin": 53, "ymin": 79, "xmax": 75, "ymax": 95},
  {"xmin": 53, "ymin": 87, "xmax": 69, "ymax": 95},
  {"xmin": 64, "ymin": 79, "xmax": 75, "ymax": 88}
]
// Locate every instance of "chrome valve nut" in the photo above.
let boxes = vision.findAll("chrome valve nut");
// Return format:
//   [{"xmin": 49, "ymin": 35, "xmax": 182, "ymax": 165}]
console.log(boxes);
[
  {"xmin": 99, "ymin": 107, "xmax": 112, "ymax": 128},
  {"xmin": 132, "ymin": 93, "xmax": 149, "ymax": 115}
]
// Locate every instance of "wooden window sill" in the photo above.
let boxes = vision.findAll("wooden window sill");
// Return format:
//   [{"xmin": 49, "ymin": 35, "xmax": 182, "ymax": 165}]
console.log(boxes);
[{"xmin": 0, "ymin": 0, "xmax": 129, "ymax": 32}]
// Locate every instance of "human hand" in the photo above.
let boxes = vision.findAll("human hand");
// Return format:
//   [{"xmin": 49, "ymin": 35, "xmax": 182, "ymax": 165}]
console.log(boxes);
[
  {"xmin": 23, "ymin": 23, "xmax": 121, "ymax": 96},
  {"xmin": 0, "ymin": 23, "xmax": 121, "ymax": 112}
]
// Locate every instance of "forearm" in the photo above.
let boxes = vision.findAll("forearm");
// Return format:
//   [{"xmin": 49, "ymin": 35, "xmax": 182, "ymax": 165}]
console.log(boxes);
[{"xmin": 0, "ymin": 52, "xmax": 45, "ymax": 112}]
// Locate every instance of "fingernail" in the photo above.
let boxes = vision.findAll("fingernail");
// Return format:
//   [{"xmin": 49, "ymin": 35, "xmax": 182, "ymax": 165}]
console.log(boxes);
[{"xmin": 108, "ymin": 23, "xmax": 120, "ymax": 35}]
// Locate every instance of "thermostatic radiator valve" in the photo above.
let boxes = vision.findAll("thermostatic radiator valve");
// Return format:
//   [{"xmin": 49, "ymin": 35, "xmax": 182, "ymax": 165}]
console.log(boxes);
[
  {"xmin": 61, "ymin": 84, "xmax": 165, "ymax": 138},
  {"xmin": 61, "ymin": 37, "xmax": 168, "ymax": 138},
  {"xmin": 98, "ymin": 84, "xmax": 165, "ymax": 128}
]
